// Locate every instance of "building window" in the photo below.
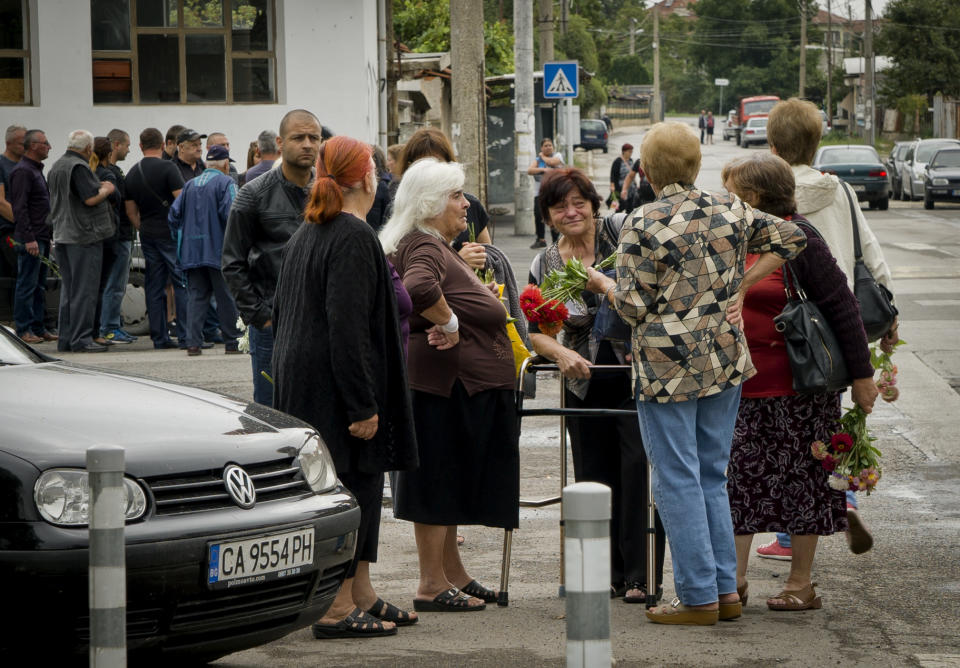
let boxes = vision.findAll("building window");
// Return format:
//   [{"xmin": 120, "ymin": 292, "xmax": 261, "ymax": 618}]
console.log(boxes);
[
  {"xmin": 0, "ymin": 0, "xmax": 30, "ymax": 105},
  {"xmin": 91, "ymin": 0, "xmax": 276, "ymax": 105}
]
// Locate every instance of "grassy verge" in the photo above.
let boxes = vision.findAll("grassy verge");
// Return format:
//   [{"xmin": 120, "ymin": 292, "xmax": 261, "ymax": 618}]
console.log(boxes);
[{"xmin": 819, "ymin": 131, "xmax": 894, "ymax": 155}]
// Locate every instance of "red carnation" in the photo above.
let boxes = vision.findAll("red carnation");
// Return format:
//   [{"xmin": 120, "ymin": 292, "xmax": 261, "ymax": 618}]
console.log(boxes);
[
  {"xmin": 831, "ymin": 433, "xmax": 854, "ymax": 453},
  {"xmin": 520, "ymin": 284, "xmax": 545, "ymax": 324},
  {"xmin": 821, "ymin": 455, "xmax": 836, "ymax": 471},
  {"xmin": 541, "ymin": 299, "xmax": 569, "ymax": 324},
  {"xmin": 5, "ymin": 236, "xmax": 13, "ymax": 248}
]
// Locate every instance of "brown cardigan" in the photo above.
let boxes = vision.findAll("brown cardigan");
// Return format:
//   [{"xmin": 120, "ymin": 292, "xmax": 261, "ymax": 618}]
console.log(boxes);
[{"xmin": 390, "ymin": 230, "xmax": 514, "ymax": 397}]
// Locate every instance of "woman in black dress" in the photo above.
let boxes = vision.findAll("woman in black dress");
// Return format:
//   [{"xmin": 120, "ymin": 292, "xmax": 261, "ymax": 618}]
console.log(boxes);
[
  {"xmin": 272, "ymin": 136, "xmax": 419, "ymax": 638},
  {"xmin": 380, "ymin": 157, "xmax": 519, "ymax": 613}
]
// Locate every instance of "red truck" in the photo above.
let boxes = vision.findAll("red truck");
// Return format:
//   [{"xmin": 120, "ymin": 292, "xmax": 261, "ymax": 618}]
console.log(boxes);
[{"xmin": 727, "ymin": 95, "xmax": 780, "ymax": 147}]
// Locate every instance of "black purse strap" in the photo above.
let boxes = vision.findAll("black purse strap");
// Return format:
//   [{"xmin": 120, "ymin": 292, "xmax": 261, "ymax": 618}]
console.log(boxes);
[{"xmin": 839, "ymin": 182, "xmax": 865, "ymax": 261}]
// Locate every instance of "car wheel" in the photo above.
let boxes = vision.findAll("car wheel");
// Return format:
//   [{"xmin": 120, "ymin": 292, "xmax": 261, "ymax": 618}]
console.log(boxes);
[
  {"xmin": 878, "ymin": 197, "xmax": 889, "ymax": 211},
  {"xmin": 868, "ymin": 198, "xmax": 877, "ymax": 210},
  {"xmin": 122, "ymin": 269, "xmax": 150, "ymax": 336},
  {"xmin": 602, "ymin": 146, "xmax": 608, "ymax": 153},
  {"xmin": 924, "ymin": 195, "xmax": 934, "ymax": 210}
]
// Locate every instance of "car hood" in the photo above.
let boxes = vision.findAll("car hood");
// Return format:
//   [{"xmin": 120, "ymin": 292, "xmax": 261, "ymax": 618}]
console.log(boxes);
[
  {"xmin": 0, "ymin": 362, "xmax": 313, "ymax": 474},
  {"xmin": 927, "ymin": 166, "xmax": 960, "ymax": 179}
]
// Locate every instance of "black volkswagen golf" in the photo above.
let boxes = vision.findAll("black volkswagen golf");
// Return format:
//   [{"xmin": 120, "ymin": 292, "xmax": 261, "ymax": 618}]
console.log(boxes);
[{"xmin": 0, "ymin": 326, "xmax": 359, "ymax": 663}]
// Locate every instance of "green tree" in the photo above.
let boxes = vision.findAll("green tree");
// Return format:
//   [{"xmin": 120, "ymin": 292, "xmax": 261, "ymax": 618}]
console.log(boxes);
[
  {"xmin": 555, "ymin": 14, "xmax": 607, "ymax": 113},
  {"xmin": 606, "ymin": 54, "xmax": 650, "ymax": 85},
  {"xmin": 393, "ymin": 0, "xmax": 515, "ymax": 76},
  {"xmin": 878, "ymin": 0, "xmax": 960, "ymax": 100}
]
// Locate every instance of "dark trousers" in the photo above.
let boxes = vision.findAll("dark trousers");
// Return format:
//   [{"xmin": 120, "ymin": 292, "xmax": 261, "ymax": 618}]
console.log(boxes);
[
  {"xmin": 13, "ymin": 240, "xmax": 49, "ymax": 337},
  {"xmin": 338, "ymin": 470, "xmax": 385, "ymax": 578},
  {"xmin": 184, "ymin": 267, "xmax": 242, "ymax": 348},
  {"xmin": 56, "ymin": 242, "xmax": 103, "ymax": 351},
  {"xmin": 93, "ymin": 238, "xmax": 118, "ymax": 338},
  {"xmin": 533, "ymin": 195, "xmax": 559, "ymax": 242},
  {"xmin": 249, "ymin": 323, "xmax": 274, "ymax": 406},
  {"xmin": 564, "ymin": 350, "xmax": 665, "ymax": 589},
  {"xmin": 141, "ymin": 235, "xmax": 186, "ymax": 345}
]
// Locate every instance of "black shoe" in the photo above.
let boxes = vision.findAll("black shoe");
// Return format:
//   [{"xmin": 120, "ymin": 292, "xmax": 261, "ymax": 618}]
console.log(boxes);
[
  {"xmin": 181, "ymin": 341, "xmax": 214, "ymax": 350},
  {"xmin": 73, "ymin": 343, "xmax": 108, "ymax": 353},
  {"xmin": 187, "ymin": 346, "xmax": 202, "ymax": 356},
  {"xmin": 530, "ymin": 239, "xmax": 547, "ymax": 249},
  {"xmin": 154, "ymin": 340, "xmax": 178, "ymax": 349},
  {"xmin": 224, "ymin": 343, "xmax": 241, "ymax": 354}
]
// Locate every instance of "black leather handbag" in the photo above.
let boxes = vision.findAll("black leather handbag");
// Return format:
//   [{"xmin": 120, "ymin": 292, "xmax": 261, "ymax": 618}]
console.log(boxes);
[
  {"xmin": 841, "ymin": 184, "xmax": 898, "ymax": 341},
  {"xmin": 773, "ymin": 261, "xmax": 852, "ymax": 394}
]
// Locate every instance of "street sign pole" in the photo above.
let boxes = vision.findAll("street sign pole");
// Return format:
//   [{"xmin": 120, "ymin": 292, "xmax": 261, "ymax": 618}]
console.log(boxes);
[
  {"xmin": 544, "ymin": 60, "xmax": 579, "ymax": 162},
  {"xmin": 714, "ymin": 78, "xmax": 729, "ymax": 116}
]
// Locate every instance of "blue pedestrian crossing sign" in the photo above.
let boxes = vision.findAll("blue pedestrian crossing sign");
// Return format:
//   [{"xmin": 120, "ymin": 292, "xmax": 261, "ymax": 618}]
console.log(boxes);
[{"xmin": 543, "ymin": 61, "xmax": 579, "ymax": 99}]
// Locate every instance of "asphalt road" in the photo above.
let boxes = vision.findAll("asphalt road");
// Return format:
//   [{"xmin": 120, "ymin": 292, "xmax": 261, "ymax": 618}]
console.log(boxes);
[{"xmin": 29, "ymin": 119, "xmax": 960, "ymax": 667}]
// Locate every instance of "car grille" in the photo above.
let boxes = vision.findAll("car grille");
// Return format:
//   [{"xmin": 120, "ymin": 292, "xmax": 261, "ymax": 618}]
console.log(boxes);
[{"xmin": 144, "ymin": 457, "xmax": 311, "ymax": 515}]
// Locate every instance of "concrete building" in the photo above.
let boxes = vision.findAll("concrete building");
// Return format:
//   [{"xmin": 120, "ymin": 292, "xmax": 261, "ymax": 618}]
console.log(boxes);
[{"xmin": 1, "ymin": 0, "xmax": 384, "ymax": 171}]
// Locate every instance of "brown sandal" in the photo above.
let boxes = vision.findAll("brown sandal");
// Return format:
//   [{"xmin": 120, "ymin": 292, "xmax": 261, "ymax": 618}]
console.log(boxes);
[{"xmin": 767, "ymin": 583, "xmax": 822, "ymax": 611}]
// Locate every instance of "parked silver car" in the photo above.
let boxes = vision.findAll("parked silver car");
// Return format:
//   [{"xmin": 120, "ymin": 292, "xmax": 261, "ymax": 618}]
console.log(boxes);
[
  {"xmin": 901, "ymin": 138, "xmax": 960, "ymax": 201},
  {"xmin": 741, "ymin": 117, "xmax": 768, "ymax": 148},
  {"xmin": 885, "ymin": 141, "xmax": 911, "ymax": 199}
]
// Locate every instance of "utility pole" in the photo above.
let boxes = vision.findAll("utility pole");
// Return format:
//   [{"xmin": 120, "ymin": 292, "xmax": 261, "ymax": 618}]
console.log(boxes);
[
  {"xmin": 799, "ymin": 1, "xmax": 807, "ymax": 98},
  {"xmin": 560, "ymin": 0, "xmax": 569, "ymax": 35},
  {"xmin": 652, "ymin": 6, "xmax": 660, "ymax": 122},
  {"xmin": 864, "ymin": 0, "xmax": 874, "ymax": 145},
  {"xmin": 515, "ymin": 0, "xmax": 535, "ymax": 236},
  {"xmin": 451, "ymin": 0, "xmax": 487, "ymax": 202},
  {"xmin": 537, "ymin": 0, "xmax": 554, "ymax": 65},
  {"xmin": 826, "ymin": 0, "xmax": 832, "ymax": 129},
  {"xmin": 630, "ymin": 17, "xmax": 637, "ymax": 55}
]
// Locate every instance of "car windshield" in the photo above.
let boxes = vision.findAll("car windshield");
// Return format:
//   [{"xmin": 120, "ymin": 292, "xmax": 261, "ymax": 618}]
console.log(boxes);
[
  {"xmin": 582, "ymin": 120, "xmax": 604, "ymax": 130},
  {"xmin": 931, "ymin": 150, "xmax": 960, "ymax": 168},
  {"xmin": 0, "ymin": 327, "xmax": 44, "ymax": 365},
  {"xmin": 819, "ymin": 147, "xmax": 879, "ymax": 165},
  {"xmin": 743, "ymin": 100, "xmax": 777, "ymax": 116},
  {"xmin": 917, "ymin": 141, "xmax": 960, "ymax": 162}
]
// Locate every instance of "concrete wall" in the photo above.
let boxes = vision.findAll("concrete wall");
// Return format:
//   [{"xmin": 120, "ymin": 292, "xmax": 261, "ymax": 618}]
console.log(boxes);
[{"xmin": 5, "ymin": 0, "xmax": 381, "ymax": 172}]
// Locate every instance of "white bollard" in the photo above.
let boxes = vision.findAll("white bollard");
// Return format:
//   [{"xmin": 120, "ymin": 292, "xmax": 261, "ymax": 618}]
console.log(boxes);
[
  {"xmin": 88, "ymin": 445, "xmax": 126, "ymax": 667},
  {"xmin": 563, "ymin": 482, "xmax": 611, "ymax": 667}
]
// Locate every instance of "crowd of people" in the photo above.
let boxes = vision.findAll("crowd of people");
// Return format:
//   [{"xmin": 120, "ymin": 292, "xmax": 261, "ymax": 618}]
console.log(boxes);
[{"xmin": 0, "ymin": 97, "xmax": 900, "ymax": 633}]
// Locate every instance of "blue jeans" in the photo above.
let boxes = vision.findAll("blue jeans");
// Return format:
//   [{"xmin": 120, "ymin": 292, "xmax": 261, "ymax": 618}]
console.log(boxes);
[
  {"xmin": 777, "ymin": 491, "xmax": 858, "ymax": 548},
  {"xmin": 14, "ymin": 240, "xmax": 49, "ymax": 337},
  {"xmin": 249, "ymin": 323, "xmax": 274, "ymax": 406},
  {"xmin": 141, "ymin": 235, "xmax": 187, "ymax": 345},
  {"xmin": 99, "ymin": 239, "xmax": 132, "ymax": 335},
  {"xmin": 636, "ymin": 384, "xmax": 743, "ymax": 606}
]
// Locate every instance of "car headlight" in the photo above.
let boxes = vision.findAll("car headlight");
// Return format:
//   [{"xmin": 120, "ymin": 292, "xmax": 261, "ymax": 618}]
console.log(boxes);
[
  {"xmin": 34, "ymin": 469, "xmax": 147, "ymax": 526},
  {"xmin": 299, "ymin": 434, "xmax": 338, "ymax": 494},
  {"xmin": 932, "ymin": 177, "xmax": 948, "ymax": 186}
]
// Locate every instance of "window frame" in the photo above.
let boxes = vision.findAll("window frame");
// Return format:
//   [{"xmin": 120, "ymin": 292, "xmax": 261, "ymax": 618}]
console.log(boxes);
[
  {"xmin": 0, "ymin": 0, "xmax": 31, "ymax": 106},
  {"xmin": 91, "ymin": 0, "xmax": 277, "ymax": 105}
]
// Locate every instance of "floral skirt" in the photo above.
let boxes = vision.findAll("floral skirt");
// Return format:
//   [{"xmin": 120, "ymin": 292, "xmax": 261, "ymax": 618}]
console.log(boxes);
[{"xmin": 728, "ymin": 392, "xmax": 848, "ymax": 536}]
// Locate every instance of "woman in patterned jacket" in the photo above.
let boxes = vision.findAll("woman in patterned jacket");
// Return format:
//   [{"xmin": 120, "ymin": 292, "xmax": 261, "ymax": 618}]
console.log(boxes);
[{"xmin": 585, "ymin": 122, "xmax": 806, "ymax": 625}]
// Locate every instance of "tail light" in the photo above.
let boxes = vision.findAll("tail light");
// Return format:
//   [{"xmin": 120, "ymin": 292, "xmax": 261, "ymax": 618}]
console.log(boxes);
[
  {"xmin": 603, "ymin": 132, "xmax": 608, "ymax": 140},
  {"xmin": 869, "ymin": 170, "xmax": 887, "ymax": 177}
]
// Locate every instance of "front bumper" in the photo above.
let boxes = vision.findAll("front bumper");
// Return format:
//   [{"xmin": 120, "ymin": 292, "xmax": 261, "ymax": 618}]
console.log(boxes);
[{"xmin": 0, "ymin": 490, "xmax": 359, "ymax": 660}]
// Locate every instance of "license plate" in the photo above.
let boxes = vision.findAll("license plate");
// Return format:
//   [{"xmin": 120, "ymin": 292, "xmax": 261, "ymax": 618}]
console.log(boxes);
[
  {"xmin": 953, "ymin": 190, "xmax": 960, "ymax": 197},
  {"xmin": 208, "ymin": 526, "xmax": 315, "ymax": 589},
  {"xmin": 852, "ymin": 184, "xmax": 866, "ymax": 192}
]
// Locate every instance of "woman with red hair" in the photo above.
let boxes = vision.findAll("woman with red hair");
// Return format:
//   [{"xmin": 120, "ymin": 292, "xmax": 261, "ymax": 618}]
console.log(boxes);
[{"xmin": 272, "ymin": 136, "xmax": 419, "ymax": 638}]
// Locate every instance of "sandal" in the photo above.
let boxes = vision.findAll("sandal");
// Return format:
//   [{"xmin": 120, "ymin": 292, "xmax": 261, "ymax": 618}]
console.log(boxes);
[
  {"xmin": 311, "ymin": 608, "xmax": 398, "ymax": 639},
  {"xmin": 719, "ymin": 582, "xmax": 747, "ymax": 621},
  {"xmin": 460, "ymin": 579, "xmax": 497, "ymax": 603},
  {"xmin": 413, "ymin": 587, "xmax": 486, "ymax": 612},
  {"xmin": 623, "ymin": 582, "xmax": 663, "ymax": 605},
  {"xmin": 767, "ymin": 583, "xmax": 822, "ymax": 611},
  {"xmin": 366, "ymin": 598, "xmax": 418, "ymax": 626},
  {"xmin": 645, "ymin": 598, "xmax": 718, "ymax": 626}
]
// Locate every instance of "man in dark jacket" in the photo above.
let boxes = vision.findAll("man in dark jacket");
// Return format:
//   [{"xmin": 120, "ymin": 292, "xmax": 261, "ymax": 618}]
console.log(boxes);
[
  {"xmin": 222, "ymin": 109, "xmax": 321, "ymax": 406},
  {"xmin": 8, "ymin": 129, "xmax": 54, "ymax": 343},
  {"xmin": 48, "ymin": 130, "xmax": 116, "ymax": 353},
  {"xmin": 169, "ymin": 144, "xmax": 243, "ymax": 356}
]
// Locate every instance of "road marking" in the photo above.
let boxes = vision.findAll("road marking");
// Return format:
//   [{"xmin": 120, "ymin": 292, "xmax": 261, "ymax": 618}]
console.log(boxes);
[
  {"xmin": 891, "ymin": 242, "xmax": 957, "ymax": 256},
  {"xmin": 915, "ymin": 300, "xmax": 960, "ymax": 307},
  {"xmin": 891, "ymin": 267, "xmax": 960, "ymax": 279},
  {"xmin": 915, "ymin": 654, "xmax": 960, "ymax": 668}
]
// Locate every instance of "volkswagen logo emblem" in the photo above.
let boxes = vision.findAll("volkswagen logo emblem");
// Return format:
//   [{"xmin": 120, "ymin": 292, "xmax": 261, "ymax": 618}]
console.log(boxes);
[{"xmin": 223, "ymin": 465, "xmax": 256, "ymax": 509}]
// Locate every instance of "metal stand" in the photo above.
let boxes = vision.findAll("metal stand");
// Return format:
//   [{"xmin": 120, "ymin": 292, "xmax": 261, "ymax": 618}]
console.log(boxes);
[{"xmin": 499, "ymin": 359, "xmax": 654, "ymax": 607}]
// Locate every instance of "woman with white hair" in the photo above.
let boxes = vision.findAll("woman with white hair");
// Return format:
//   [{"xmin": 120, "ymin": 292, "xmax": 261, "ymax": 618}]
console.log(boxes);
[{"xmin": 380, "ymin": 157, "xmax": 519, "ymax": 613}]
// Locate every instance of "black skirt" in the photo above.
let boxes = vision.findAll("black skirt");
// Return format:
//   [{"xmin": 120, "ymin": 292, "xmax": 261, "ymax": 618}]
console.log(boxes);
[{"xmin": 394, "ymin": 381, "xmax": 519, "ymax": 529}]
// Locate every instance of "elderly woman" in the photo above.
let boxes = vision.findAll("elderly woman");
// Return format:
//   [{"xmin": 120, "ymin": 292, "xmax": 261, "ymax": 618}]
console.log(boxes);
[
  {"xmin": 272, "ymin": 136, "xmax": 419, "ymax": 638},
  {"xmin": 527, "ymin": 167, "xmax": 665, "ymax": 604},
  {"xmin": 585, "ymin": 122, "xmax": 807, "ymax": 625},
  {"xmin": 721, "ymin": 153, "xmax": 878, "ymax": 611},
  {"xmin": 380, "ymin": 157, "xmax": 519, "ymax": 613}
]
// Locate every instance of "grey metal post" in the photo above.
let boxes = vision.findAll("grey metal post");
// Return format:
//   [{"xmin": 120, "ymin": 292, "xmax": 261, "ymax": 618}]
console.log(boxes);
[
  {"xmin": 563, "ymin": 482, "xmax": 611, "ymax": 667},
  {"xmin": 559, "ymin": 382, "xmax": 569, "ymax": 597},
  {"xmin": 87, "ymin": 445, "xmax": 126, "ymax": 667},
  {"xmin": 645, "ymin": 459, "xmax": 658, "ymax": 608}
]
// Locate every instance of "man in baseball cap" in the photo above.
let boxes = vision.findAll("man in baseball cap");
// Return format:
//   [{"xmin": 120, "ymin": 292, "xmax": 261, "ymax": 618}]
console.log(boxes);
[{"xmin": 175, "ymin": 129, "xmax": 207, "ymax": 182}]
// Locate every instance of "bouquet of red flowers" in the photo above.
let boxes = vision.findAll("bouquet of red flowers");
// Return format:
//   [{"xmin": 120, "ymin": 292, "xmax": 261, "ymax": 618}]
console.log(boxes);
[
  {"xmin": 5, "ymin": 236, "xmax": 61, "ymax": 278},
  {"xmin": 811, "ymin": 341, "xmax": 904, "ymax": 494},
  {"xmin": 520, "ymin": 284, "xmax": 569, "ymax": 337}
]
